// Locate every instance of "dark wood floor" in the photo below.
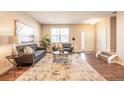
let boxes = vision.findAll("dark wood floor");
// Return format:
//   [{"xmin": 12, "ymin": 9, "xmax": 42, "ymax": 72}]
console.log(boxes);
[
  {"xmin": 81, "ymin": 52, "xmax": 124, "ymax": 81},
  {"xmin": 0, "ymin": 65, "xmax": 29, "ymax": 81},
  {"xmin": 0, "ymin": 52, "xmax": 124, "ymax": 81}
]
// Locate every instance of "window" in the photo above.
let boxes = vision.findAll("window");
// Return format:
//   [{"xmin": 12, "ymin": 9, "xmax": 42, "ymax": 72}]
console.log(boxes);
[{"xmin": 51, "ymin": 28, "xmax": 69, "ymax": 43}]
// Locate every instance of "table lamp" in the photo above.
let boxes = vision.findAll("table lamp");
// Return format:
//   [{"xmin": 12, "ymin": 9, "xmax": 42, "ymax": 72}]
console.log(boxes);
[{"xmin": 8, "ymin": 36, "xmax": 19, "ymax": 55}]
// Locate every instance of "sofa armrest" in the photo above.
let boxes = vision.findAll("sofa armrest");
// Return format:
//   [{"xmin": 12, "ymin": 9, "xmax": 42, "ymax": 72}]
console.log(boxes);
[
  {"xmin": 36, "ymin": 47, "xmax": 46, "ymax": 53},
  {"xmin": 36, "ymin": 47, "xmax": 44, "ymax": 50},
  {"xmin": 96, "ymin": 51, "xmax": 102, "ymax": 57},
  {"xmin": 15, "ymin": 53, "xmax": 34, "ymax": 64},
  {"xmin": 70, "ymin": 47, "xmax": 73, "ymax": 52}
]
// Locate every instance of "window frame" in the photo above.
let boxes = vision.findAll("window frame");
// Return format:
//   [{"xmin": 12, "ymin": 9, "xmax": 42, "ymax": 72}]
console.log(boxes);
[{"xmin": 51, "ymin": 28, "xmax": 69, "ymax": 43}]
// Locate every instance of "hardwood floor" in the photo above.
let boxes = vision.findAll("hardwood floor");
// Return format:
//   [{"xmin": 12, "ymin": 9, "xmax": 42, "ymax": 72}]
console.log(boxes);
[
  {"xmin": 0, "ymin": 65, "xmax": 29, "ymax": 81},
  {"xmin": 0, "ymin": 52, "xmax": 124, "ymax": 81},
  {"xmin": 81, "ymin": 52, "xmax": 124, "ymax": 80}
]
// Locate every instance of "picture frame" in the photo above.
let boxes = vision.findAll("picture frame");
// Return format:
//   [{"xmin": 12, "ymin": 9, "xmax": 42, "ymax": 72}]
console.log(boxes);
[{"xmin": 16, "ymin": 20, "xmax": 35, "ymax": 43}]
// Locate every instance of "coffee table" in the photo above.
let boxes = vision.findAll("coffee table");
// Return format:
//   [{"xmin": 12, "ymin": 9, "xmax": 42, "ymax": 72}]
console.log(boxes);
[{"xmin": 52, "ymin": 51, "xmax": 69, "ymax": 63}]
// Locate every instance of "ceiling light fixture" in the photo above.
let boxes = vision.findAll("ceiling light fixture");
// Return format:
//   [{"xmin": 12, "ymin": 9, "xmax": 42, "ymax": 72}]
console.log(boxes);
[{"xmin": 84, "ymin": 18, "xmax": 102, "ymax": 25}]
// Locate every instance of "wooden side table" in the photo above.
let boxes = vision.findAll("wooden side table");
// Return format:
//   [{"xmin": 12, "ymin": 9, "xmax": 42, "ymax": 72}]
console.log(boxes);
[{"xmin": 5, "ymin": 54, "xmax": 22, "ymax": 80}]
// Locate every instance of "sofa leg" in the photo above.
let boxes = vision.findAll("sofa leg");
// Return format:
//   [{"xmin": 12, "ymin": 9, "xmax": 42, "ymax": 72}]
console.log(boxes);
[
  {"xmin": 31, "ymin": 62, "xmax": 35, "ymax": 67},
  {"xmin": 32, "ymin": 64, "xmax": 34, "ymax": 67}
]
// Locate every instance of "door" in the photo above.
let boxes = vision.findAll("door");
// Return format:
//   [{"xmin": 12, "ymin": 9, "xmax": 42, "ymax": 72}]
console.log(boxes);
[
  {"xmin": 101, "ymin": 28, "xmax": 107, "ymax": 51},
  {"xmin": 96, "ymin": 28, "xmax": 107, "ymax": 51},
  {"xmin": 81, "ymin": 30, "xmax": 95, "ymax": 51}
]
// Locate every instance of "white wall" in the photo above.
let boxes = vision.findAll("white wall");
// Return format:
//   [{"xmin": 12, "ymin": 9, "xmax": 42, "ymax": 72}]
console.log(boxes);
[
  {"xmin": 96, "ymin": 18, "xmax": 110, "ymax": 51},
  {"xmin": 117, "ymin": 12, "xmax": 124, "ymax": 63},
  {"xmin": 0, "ymin": 12, "xmax": 42, "ymax": 74}
]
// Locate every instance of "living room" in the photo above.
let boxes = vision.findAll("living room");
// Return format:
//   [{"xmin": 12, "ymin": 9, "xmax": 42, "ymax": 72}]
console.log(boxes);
[
  {"xmin": 0, "ymin": 11, "xmax": 124, "ymax": 81},
  {"xmin": 1, "ymin": 0, "xmax": 124, "ymax": 92}
]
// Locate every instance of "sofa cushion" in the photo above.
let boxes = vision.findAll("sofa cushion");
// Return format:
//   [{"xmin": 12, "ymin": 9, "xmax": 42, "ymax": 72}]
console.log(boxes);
[
  {"xmin": 63, "ymin": 48, "xmax": 71, "ymax": 51},
  {"xmin": 102, "ymin": 52, "xmax": 112, "ymax": 57},
  {"xmin": 16, "ymin": 46, "xmax": 24, "ymax": 53},
  {"xmin": 29, "ymin": 44, "xmax": 38, "ymax": 50},
  {"xmin": 62, "ymin": 43, "xmax": 71, "ymax": 48},
  {"xmin": 34, "ymin": 50, "xmax": 45, "ymax": 58},
  {"xmin": 23, "ymin": 46, "xmax": 34, "ymax": 54}
]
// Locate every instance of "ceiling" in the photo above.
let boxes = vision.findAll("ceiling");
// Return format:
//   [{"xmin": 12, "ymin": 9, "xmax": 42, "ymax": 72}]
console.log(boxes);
[{"xmin": 25, "ymin": 11, "xmax": 113, "ymax": 24}]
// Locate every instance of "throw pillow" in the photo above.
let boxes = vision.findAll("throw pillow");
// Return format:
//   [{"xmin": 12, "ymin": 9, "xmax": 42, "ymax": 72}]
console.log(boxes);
[{"xmin": 23, "ymin": 46, "xmax": 34, "ymax": 54}]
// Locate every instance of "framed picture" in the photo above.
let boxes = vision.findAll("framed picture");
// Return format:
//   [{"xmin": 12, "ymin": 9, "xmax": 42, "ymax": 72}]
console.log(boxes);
[{"xmin": 16, "ymin": 20, "xmax": 35, "ymax": 43}]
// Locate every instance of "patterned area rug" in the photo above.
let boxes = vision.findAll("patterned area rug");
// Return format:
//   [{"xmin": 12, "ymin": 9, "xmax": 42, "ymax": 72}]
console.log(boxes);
[{"xmin": 16, "ymin": 54, "xmax": 106, "ymax": 81}]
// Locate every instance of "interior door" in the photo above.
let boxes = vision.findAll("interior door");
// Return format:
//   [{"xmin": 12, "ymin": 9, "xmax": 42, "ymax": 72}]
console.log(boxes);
[
  {"xmin": 96, "ymin": 27, "xmax": 107, "ymax": 51},
  {"xmin": 81, "ymin": 30, "xmax": 95, "ymax": 51},
  {"xmin": 101, "ymin": 28, "xmax": 107, "ymax": 51}
]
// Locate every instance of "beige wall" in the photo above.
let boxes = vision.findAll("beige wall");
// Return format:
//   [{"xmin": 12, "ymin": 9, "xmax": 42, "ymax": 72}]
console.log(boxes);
[
  {"xmin": 41, "ymin": 24, "xmax": 95, "ymax": 52},
  {"xmin": 117, "ymin": 12, "xmax": 124, "ymax": 63},
  {"xmin": 110, "ymin": 16, "xmax": 116, "ymax": 52},
  {"xmin": 0, "ymin": 12, "xmax": 42, "ymax": 74},
  {"xmin": 96, "ymin": 16, "xmax": 117, "ymax": 53},
  {"xmin": 96, "ymin": 18, "xmax": 110, "ymax": 51}
]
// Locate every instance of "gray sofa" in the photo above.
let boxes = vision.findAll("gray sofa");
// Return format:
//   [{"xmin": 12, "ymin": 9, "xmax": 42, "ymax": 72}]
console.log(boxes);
[
  {"xmin": 52, "ymin": 43, "xmax": 73, "ymax": 53},
  {"xmin": 15, "ymin": 43, "xmax": 45, "ymax": 65}
]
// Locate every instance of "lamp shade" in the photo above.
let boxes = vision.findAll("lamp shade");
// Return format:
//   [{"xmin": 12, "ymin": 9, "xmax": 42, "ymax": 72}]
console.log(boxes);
[
  {"xmin": 72, "ymin": 37, "xmax": 75, "ymax": 40},
  {"xmin": 8, "ymin": 36, "xmax": 19, "ymax": 55},
  {"xmin": 8, "ymin": 36, "xmax": 19, "ymax": 44}
]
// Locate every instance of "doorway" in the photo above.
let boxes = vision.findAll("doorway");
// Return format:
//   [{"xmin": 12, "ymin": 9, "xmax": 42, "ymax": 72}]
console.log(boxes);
[{"xmin": 81, "ymin": 30, "xmax": 95, "ymax": 51}]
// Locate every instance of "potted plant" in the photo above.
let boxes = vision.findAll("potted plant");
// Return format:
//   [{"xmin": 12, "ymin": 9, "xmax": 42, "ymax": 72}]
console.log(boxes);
[{"xmin": 39, "ymin": 35, "xmax": 51, "ymax": 52}]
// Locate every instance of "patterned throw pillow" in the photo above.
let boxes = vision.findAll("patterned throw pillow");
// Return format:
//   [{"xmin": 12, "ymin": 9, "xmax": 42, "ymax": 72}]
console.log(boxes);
[{"xmin": 23, "ymin": 46, "xmax": 34, "ymax": 54}]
